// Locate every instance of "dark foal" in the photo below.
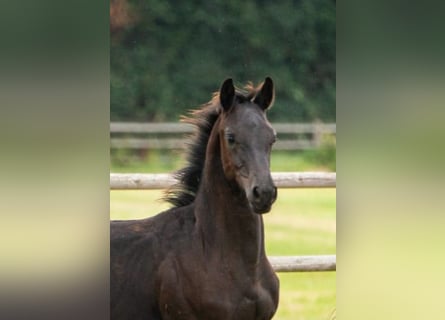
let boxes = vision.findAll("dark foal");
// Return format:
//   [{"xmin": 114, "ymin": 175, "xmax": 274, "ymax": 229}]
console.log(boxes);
[{"xmin": 111, "ymin": 77, "xmax": 279, "ymax": 319}]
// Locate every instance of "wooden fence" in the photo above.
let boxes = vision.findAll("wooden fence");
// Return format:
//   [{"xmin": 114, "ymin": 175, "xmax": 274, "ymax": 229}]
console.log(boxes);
[
  {"xmin": 110, "ymin": 172, "xmax": 336, "ymax": 272},
  {"xmin": 110, "ymin": 122, "xmax": 336, "ymax": 151},
  {"xmin": 110, "ymin": 172, "xmax": 336, "ymax": 190}
]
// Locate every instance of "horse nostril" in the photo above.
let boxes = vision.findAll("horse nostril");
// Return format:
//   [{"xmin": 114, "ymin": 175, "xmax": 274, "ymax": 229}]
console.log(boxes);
[{"xmin": 253, "ymin": 186, "xmax": 260, "ymax": 199}]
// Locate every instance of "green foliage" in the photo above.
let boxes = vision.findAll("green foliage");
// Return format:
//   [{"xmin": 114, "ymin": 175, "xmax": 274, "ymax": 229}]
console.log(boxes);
[{"xmin": 111, "ymin": 0, "xmax": 335, "ymax": 122}]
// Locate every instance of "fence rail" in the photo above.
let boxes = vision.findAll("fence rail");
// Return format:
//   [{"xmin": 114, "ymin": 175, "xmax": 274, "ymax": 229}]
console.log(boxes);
[
  {"xmin": 110, "ymin": 172, "xmax": 336, "ymax": 190},
  {"xmin": 110, "ymin": 122, "xmax": 337, "ymax": 134},
  {"xmin": 110, "ymin": 122, "xmax": 336, "ymax": 151},
  {"xmin": 270, "ymin": 255, "xmax": 336, "ymax": 272}
]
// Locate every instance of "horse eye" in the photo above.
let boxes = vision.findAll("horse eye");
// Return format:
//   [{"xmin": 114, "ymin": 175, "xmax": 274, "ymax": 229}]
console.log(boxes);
[{"xmin": 226, "ymin": 134, "xmax": 235, "ymax": 145}]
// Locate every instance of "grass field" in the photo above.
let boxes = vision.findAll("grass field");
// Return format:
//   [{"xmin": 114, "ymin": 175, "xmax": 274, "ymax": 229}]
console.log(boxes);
[
  {"xmin": 110, "ymin": 149, "xmax": 335, "ymax": 173},
  {"xmin": 110, "ymin": 187, "xmax": 336, "ymax": 320}
]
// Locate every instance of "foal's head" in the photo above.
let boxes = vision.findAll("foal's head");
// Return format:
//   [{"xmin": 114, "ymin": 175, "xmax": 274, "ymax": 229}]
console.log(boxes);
[{"xmin": 217, "ymin": 77, "xmax": 277, "ymax": 214}]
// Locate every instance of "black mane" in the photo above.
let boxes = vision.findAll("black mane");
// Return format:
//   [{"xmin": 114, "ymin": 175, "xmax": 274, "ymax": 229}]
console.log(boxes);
[{"xmin": 164, "ymin": 83, "xmax": 260, "ymax": 207}]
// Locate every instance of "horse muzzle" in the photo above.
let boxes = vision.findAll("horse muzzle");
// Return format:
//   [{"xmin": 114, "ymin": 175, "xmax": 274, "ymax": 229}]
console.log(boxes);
[{"xmin": 248, "ymin": 184, "xmax": 277, "ymax": 214}]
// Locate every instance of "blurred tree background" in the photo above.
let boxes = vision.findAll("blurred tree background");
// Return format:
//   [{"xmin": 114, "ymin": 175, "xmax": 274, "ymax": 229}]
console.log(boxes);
[{"xmin": 110, "ymin": 0, "xmax": 335, "ymax": 122}]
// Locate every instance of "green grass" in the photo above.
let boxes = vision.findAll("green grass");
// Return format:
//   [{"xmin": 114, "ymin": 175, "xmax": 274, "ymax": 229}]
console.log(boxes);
[
  {"xmin": 111, "ymin": 149, "xmax": 334, "ymax": 173},
  {"xmin": 110, "ymin": 188, "xmax": 336, "ymax": 319},
  {"xmin": 110, "ymin": 149, "xmax": 186, "ymax": 173}
]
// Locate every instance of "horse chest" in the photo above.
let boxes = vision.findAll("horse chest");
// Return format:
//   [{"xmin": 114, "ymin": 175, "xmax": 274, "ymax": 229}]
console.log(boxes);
[
  {"xmin": 197, "ymin": 281, "xmax": 277, "ymax": 320},
  {"xmin": 159, "ymin": 262, "xmax": 278, "ymax": 320}
]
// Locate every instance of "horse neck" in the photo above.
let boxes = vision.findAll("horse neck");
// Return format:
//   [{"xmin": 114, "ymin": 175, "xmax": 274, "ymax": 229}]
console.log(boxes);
[{"xmin": 194, "ymin": 121, "xmax": 266, "ymax": 264}]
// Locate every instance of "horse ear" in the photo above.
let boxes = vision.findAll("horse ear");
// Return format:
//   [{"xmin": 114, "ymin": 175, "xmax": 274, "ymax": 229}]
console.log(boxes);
[
  {"xmin": 219, "ymin": 78, "xmax": 235, "ymax": 112},
  {"xmin": 254, "ymin": 77, "xmax": 274, "ymax": 110}
]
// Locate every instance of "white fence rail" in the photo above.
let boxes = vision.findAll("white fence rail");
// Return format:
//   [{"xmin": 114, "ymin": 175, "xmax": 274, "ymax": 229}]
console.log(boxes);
[
  {"xmin": 110, "ymin": 122, "xmax": 337, "ymax": 134},
  {"xmin": 110, "ymin": 122, "xmax": 336, "ymax": 151},
  {"xmin": 110, "ymin": 172, "xmax": 336, "ymax": 190},
  {"xmin": 270, "ymin": 255, "xmax": 336, "ymax": 272}
]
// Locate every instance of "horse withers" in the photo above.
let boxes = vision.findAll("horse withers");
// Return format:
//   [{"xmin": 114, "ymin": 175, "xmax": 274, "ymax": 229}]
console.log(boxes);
[{"xmin": 111, "ymin": 77, "xmax": 279, "ymax": 319}]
